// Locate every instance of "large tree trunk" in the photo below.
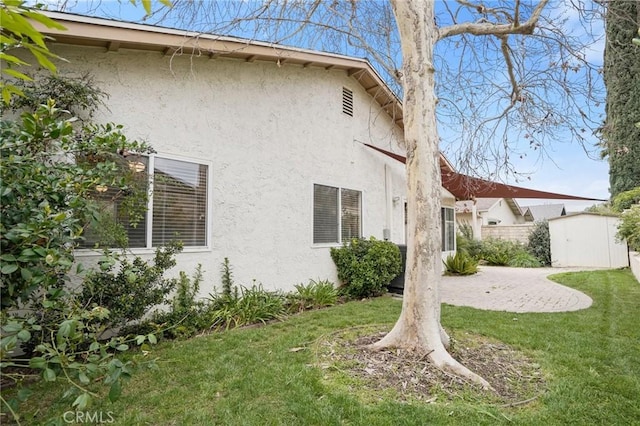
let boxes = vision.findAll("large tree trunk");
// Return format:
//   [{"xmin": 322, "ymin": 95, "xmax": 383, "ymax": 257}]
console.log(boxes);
[{"xmin": 371, "ymin": 0, "xmax": 491, "ymax": 390}]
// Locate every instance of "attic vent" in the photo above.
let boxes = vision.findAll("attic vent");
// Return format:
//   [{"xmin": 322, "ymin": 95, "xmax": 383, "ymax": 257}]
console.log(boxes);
[{"xmin": 342, "ymin": 87, "xmax": 353, "ymax": 117}]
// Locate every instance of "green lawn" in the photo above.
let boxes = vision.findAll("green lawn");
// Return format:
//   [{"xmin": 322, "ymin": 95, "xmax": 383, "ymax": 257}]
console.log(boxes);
[{"xmin": 6, "ymin": 269, "xmax": 640, "ymax": 425}]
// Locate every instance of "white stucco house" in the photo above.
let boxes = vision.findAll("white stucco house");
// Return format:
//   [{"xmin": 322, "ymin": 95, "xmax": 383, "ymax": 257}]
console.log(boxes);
[
  {"xmin": 455, "ymin": 198, "xmax": 526, "ymax": 239},
  {"xmin": 31, "ymin": 12, "xmax": 459, "ymax": 294}
]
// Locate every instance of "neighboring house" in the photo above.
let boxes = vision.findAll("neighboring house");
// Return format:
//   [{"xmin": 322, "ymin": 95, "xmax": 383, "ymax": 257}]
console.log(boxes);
[
  {"xmin": 455, "ymin": 198, "xmax": 526, "ymax": 239},
  {"xmin": 549, "ymin": 213, "xmax": 629, "ymax": 268},
  {"xmin": 523, "ymin": 204, "xmax": 567, "ymax": 222},
  {"xmin": 33, "ymin": 12, "xmax": 459, "ymax": 294}
]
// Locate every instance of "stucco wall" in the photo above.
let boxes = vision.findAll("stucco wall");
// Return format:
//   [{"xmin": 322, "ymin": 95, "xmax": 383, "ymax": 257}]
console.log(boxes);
[
  {"xmin": 481, "ymin": 199, "xmax": 519, "ymax": 226},
  {"xmin": 49, "ymin": 45, "xmax": 411, "ymax": 294},
  {"xmin": 481, "ymin": 224, "xmax": 533, "ymax": 244}
]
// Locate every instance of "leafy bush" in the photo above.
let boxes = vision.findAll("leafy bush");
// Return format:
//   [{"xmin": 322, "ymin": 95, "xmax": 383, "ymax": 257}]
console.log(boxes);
[
  {"xmin": 330, "ymin": 237, "xmax": 402, "ymax": 298},
  {"xmin": 480, "ymin": 238, "xmax": 517, "ymax": 266},
  {"xmin": 209, "ymin": 283, "xmax": 287, "ymax": 330},
  {"xmin": 0, "ymin": 101, "xmax": 153, "ymax": 310},
  {"xmin": 443, "ymin": 252, "xmax": 478, "ymax": 275},
  {"xmin": 456, "ymin": 225, "xmax": 484, "ymax": 260},
  {"xmin": 5, "ymin": 73, "xmax": 106, "ymax": 119},
  {"xmin": 508, "ymin": 252, "xmax": 542, "ymax": 268},
  {"xmin": 142, "ymin": 265, "xmax": 211, "ymax": 340},
  {"xmin": 287, "ymin": 279, "xmax": 339, "ymax": 312},
  {"xmin": 1, "ymin": 286, "xmax": 159, "ymax": 419},
  {"xmin": 527, "ymin": 220, "xmax": 551, "ymax": 266},
  {"xmin": 479, "ymin": 238, "xmax": 539, "ymax": 267},
  {"xmin": 617, "ymin": 204, "xmax": 640, "ymax": 251},
  {"xmin": 611, "ymin": 188, "xmax": 640, "ymax": 252},
  {"xmin": 0, "ymin": 76, "xmax": 158, "ymax": 420},
  {"xmin": 611, "ymin": 187, "xmax": 640, "ymax": 212},
  {"xmin": 78, "ymin": 242, "xmax": 183, "ymax": 332}
]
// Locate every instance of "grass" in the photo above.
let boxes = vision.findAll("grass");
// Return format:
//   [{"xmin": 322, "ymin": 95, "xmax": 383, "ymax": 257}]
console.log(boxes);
[{"xmin": 4, "ymin": 269, "xmax": 640, "ymax": 425}]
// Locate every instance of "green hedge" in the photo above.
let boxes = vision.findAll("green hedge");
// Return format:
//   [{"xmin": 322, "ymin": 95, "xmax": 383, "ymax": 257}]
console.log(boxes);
[{"xmin": 330, "ymin": 237, "xmax": 401, "ymax": 298}]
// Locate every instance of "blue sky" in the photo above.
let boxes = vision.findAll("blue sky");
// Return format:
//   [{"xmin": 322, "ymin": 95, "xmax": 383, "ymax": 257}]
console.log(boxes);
[{"xmin": 44, "ymin": 0, "xmax": 611, "ymax": 210}]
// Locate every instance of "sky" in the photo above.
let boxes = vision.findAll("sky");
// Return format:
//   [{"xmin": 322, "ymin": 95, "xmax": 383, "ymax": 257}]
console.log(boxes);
[
  {"xmin": 509, "ymin": 2, "xmax": 610, "ymax": 212},
  {"xmin": 41, "ymin": 0, "xmax": 612, "ymax": 211}
]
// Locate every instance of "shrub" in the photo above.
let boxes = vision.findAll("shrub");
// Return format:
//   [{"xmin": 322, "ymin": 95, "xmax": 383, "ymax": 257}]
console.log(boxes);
[
  {"xmin": 617, "ymin": 204, "xmax": 640, "ymax": 251},
  {"xmin": 330, "ymin": 237, "xmax": 402, "ymax": 299},
  {"xmin": 209, "ymin": 283, "xmax": 287, "ymax": 330},
  {"xmin": 133, "ymin": 265, "xmax": 212, "ymax": 340},
  {"xmin": 1, "ymin": 77, "xmax": 158, "ymax": 420},
  {"xmin": 611, "ymin": 187, "xmax": 640, "ymax": 212},
  {"xmin": 1, "ymin": 286, "xmax": 158, "ymax": 419},
  {"xmin": 527, "ymin": 220, "xmax": 551, "ymax": 266},
  {"xmin": 508, "ymin": 252, "xmax": 542, "ymax": 268},
  {"xmin": 456, "ymin": 226, "xmax": 484, "ymax": 260},
  {"xmin": 0, "ymin": 101, "xmax": 153, "ymax": 310},
  {"xmin": 78, "ymin": 242, "xmax": 183, "ymax": 332},
  {"xmin": 287, "ymin": 279, "xmax": 339, "ymax": 312},
  {"xmin": 443, "ymin": 252, "xmax": 478, "ymax": 275},
  {"xmin": 480, "ymin": 238, "xmax": 515, "ymax": 266},
  {"xmin": 480, "ymin": 238, "xmax": 535, "ymax": 267}
]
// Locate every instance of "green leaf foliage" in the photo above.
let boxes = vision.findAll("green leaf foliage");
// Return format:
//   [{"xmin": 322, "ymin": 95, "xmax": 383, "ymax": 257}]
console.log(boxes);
[
  {"xmin": 330, "ymin": 237, "xmax": 402, "ymax": 298},
  {"xmin": 0, "ymin": 75, "xmax": 161, "ymax": 423},
  {"xmin": 288, "ymin": 279, "xmax": 339, "ymax": 312},
  {"xmin": 477, "ymin": 238, "xmax": 538, "ymax": 267},
  {"xmin": 0, "ymin": 0, "xmax": 66, "ymax": 103},
  {"xmin": 603, "ymin": 3, "xmax": 640, "ymax": 196},
  {"xmin": 617, "ymin": 204, "xmax": 640, "ymax": 251},
  {"xmin": 527, "ymin": 220, "xmax": 551, "ymax": 266},
  {"xmin": 611, "ymin": 187, "xmax": 640, "ymax": 213},
  {"xmin": 78, "ymin": 241, "xmax": 183, "ymax": 330},
  {"xmin": 443, "ymin": 252, "xmax": 478, "ymax": 276},
  {"xmin": 208, "ymin": 283, "xmax": 287, "ymax": 331},
  {"xmin": 1, "ymin": 83, "xmax": 154, "ymax": 309}
]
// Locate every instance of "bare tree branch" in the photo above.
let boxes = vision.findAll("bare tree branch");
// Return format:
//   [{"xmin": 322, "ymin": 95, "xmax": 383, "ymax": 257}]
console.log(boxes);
[{"xmin": 438, "ymin": 0, "xmax": 549, "ymax": 40}]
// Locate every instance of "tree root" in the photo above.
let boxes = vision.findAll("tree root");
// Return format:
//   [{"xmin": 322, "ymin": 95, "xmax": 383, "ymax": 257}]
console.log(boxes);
[{"xmin": 370, "ymin": 332, "xmax": 495, "ymax": 392}]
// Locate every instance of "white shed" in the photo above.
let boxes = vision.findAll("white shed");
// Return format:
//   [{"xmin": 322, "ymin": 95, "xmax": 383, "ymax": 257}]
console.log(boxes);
[{"xmin": 549, "ymin": 213, "xmax": 629, "ymax": 268}]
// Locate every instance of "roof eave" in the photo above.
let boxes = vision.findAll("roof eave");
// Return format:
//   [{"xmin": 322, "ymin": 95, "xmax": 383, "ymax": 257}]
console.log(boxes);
[{"xmin": 34, "ymin": 11, "xmax": 404, "ymax": 129}]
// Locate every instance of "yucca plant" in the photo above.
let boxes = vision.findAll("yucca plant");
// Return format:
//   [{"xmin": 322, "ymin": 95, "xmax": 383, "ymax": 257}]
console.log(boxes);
[{"xmin": 443, "ymin": 252, "xmax": 479, "ymax": 276}]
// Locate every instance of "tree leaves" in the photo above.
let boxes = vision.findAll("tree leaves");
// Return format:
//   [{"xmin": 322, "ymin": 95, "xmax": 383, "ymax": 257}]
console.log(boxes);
[{"xmin": 0, "ymin": 1, "xmax": 66, "ymax": 103}]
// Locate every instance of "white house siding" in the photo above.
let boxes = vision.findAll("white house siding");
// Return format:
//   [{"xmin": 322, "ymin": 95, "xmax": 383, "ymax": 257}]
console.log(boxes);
[
  {"xmin": 52, "ymin": 45, "xmax": 409, "ymax": 294},
  {"xmin": 481, "ymin": 199, "xmax": 520, "ymax": 226},
  {"xmin": 456, "ymin": 198, "xmax": 524, "ymax": 240},
  {"xmin": 549, "ymin": 214, "xmax": 629, "ymax": 268}
]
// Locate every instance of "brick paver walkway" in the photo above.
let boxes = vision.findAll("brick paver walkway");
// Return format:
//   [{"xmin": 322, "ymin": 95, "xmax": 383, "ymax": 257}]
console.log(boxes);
[{"xmin": 440, "ymin": 266, "xmax": 593, "ymax": 313}]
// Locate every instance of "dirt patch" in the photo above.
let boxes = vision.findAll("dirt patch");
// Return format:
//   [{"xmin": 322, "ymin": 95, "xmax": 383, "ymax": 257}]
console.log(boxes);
[{"xmin": 315, "ymin": 326, "xmax": 546, "ymax": 406}]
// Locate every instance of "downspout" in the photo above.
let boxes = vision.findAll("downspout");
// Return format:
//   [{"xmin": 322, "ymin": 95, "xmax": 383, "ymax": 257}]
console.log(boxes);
[
  {"xmin": 471, "ymin": 197, "xmax": 480, "ymax": 240},
  {"xmin": 384, "ymin": 164, "xmax": 392, "ymax": 240}
]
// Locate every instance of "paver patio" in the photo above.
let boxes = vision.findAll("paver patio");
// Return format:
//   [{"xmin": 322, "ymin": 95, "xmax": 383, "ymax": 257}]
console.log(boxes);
[{"xmin": 440, "ymin": 266, "xmax": 593, "ymax": 313}]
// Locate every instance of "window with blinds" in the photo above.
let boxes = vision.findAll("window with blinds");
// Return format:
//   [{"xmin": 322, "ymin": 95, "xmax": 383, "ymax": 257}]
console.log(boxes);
[
  {"xmin": 152, "ymin": 157, "xmax": 208, "ymax": 247},
  {"xmin": 81, "ymin": 155, "xmax": 208, "ymax": 249},
  {"xmin": 441, "ymin": 207, "xmax": 455, "ymax": 251},
  {"xmin": 313, "ymin": 184, "xmax": 361, "ymax": 244},
  {"xmin": 79, "ymin": 156, "xmax": 149, "ymax": 249}
]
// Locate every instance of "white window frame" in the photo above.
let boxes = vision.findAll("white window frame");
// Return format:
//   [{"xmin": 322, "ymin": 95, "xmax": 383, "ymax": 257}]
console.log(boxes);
[
  {"xmin": 312, "ymin": 183, "xmax": 362, "ymax": 246},
  {"xmin": 441, "ymin": 207, "xmax": 455, "ymax": 252},
  {"xmin": 79, "ymin": 153, "xmax": 212, "ymax": 254}
]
